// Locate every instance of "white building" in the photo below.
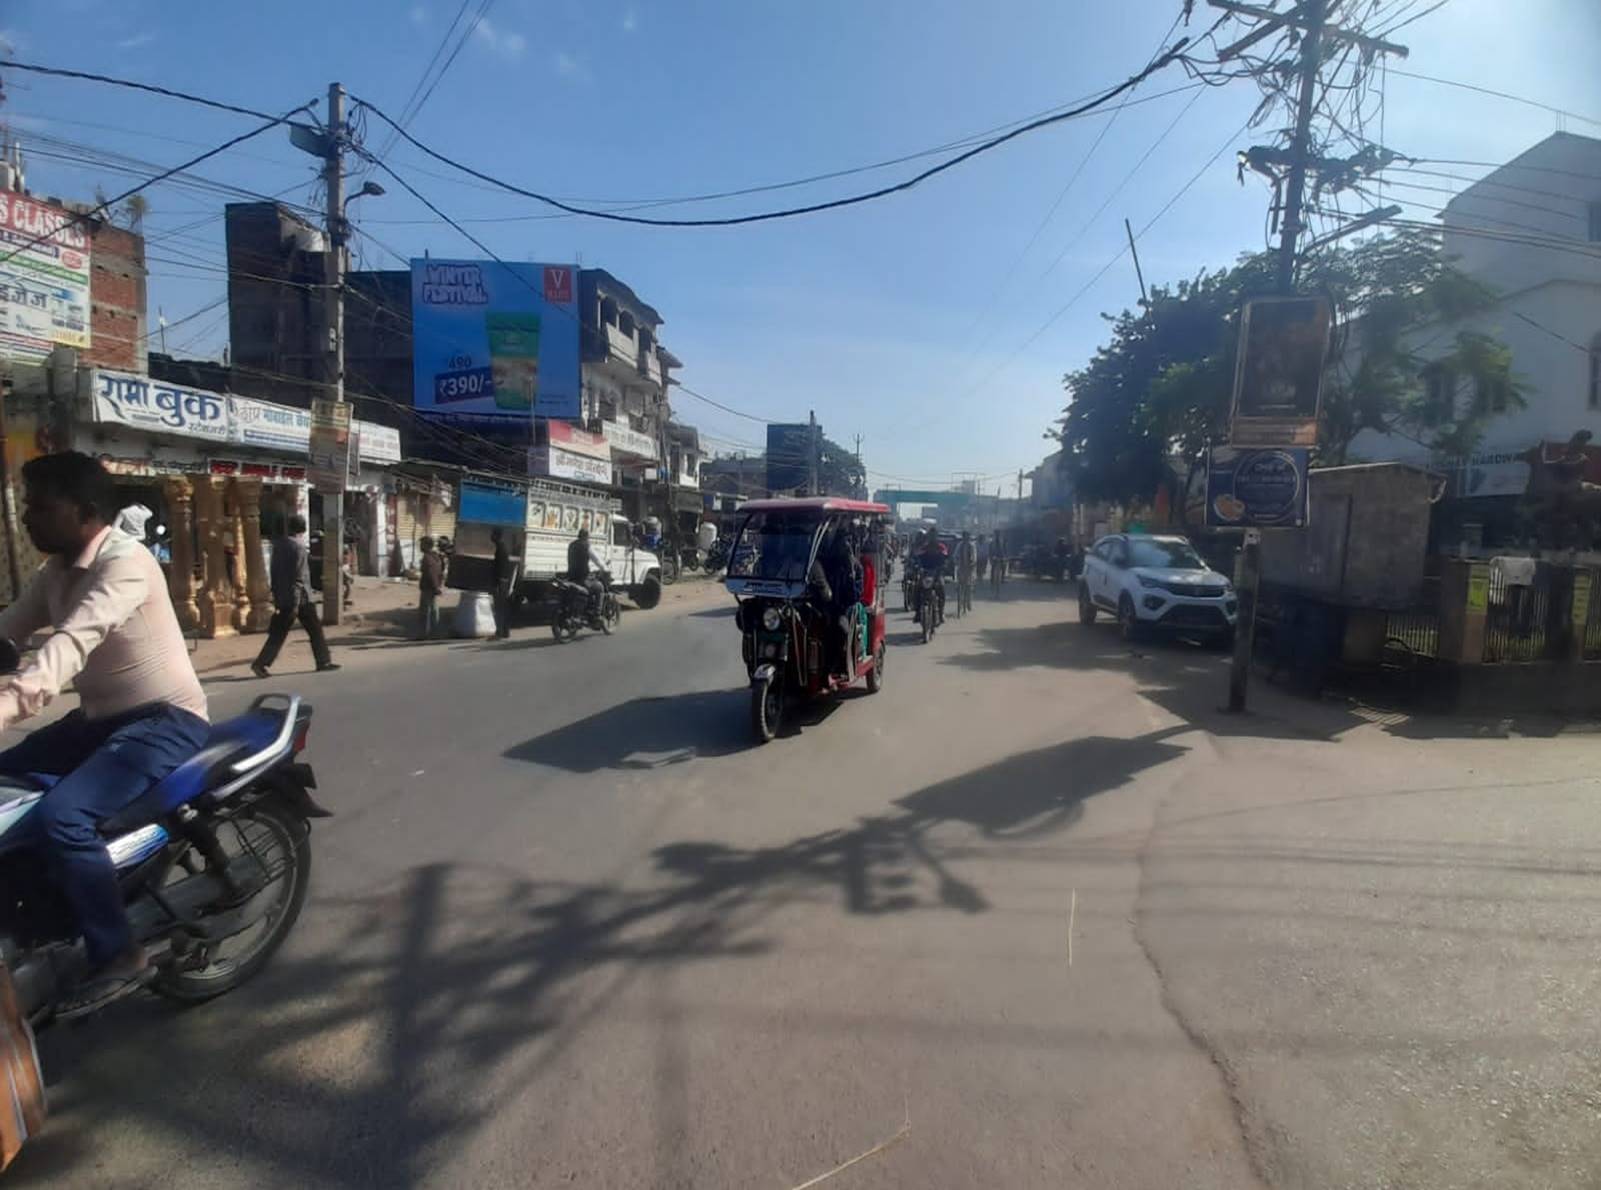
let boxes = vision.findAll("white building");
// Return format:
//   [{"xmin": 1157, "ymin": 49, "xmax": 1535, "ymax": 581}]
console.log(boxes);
[{"xmin": 1349, "ymin": 132, "xmax": 1601, "ymax": 497}]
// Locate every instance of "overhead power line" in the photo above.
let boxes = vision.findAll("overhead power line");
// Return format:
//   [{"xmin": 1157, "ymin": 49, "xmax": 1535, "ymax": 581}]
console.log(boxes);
[
  {"xmin": 348, "ymin": 41, "xmax": 1194, "ymax": 227},
  {"xmin": 0, "ymin": 60, "xmax": 286, "ymax": 122},
  {"xmin": 0, "ymin": 104, "xmax": 313, "ymax": 270},
  {"xmin": 1388, "ymin": 68, "xmax": 1601, "ymax": 128}
]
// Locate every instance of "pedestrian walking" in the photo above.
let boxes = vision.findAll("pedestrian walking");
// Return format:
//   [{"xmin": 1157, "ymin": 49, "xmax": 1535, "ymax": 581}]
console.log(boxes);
[
  {"xmin": 252, "ymin": 514, "xmax": 340, "ymax": 678},
  {"xmin": 417, "ymin": 535, "xmax": 445, "ymax": 640},
  {"xmin": 491, "ymin": 526, "xmax": 513, "ymax": 640}
]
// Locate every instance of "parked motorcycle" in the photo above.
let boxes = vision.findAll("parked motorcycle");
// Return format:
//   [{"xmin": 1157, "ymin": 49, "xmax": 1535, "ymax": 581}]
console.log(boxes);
[
  {"xmin": 705, "ymin": 536, "xmax": 731, "ymax": 573},
  {"xmin": 550, "ymin": 571, "xmax": 622, "ymax": 642},
  {"xmin": 0, "ymin": 682, "xmax": 327, "ymax": 1028}
]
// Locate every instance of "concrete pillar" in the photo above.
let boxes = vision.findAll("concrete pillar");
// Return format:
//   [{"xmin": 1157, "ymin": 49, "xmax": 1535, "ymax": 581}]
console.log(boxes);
[
  {"xmin": 1438, "ymin": 558, "xmax": 1488, "ymax": 665},
  {"xmin": 160, "ymin": 477, "xmax": 200, "ymax": 631},
  {"xmin": 192, "ymin": 476, "xmax": 235, "ymax": 639},
  {"xmin": 232, "ymin": 477, "xmax": 274, "ymax": 631},
  {"xmin": 226, "ymin": 479, "xmax": 253, "ymax": 632}
]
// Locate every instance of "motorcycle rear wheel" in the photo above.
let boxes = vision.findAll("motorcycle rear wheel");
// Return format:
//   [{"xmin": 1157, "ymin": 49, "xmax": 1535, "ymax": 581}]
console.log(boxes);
[{"xmin": 152, "ymin": 802, "xmax": 309, "ymax": 1004}]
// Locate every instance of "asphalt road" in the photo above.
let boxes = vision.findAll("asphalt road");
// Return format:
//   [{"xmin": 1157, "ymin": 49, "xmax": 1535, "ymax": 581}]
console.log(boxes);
[{"xmin": 11, "ymin": 579, "xmax": 1601, "ymax": 1189}]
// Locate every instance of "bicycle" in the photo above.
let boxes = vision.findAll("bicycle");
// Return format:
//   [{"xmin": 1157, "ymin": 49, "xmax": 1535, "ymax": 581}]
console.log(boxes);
[{"xmin": 956, "ymin": 573, "xmax": 974, "ymax": 616}]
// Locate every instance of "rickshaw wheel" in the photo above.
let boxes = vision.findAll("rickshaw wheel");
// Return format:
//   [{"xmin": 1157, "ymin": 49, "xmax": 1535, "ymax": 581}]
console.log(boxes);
[
  {"xmin": 866, "ymin": 640, "xmax": 885, "ymax": 693},
  {"xmin": 751, "ymin": 674, "xmax": 784, "ymax": 743}
]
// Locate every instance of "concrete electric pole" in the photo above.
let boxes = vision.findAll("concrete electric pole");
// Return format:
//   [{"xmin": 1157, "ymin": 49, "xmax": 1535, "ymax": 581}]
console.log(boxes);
[{"xmin": 320, "ymin": 81, "xmax": 347, "ymax": 626}]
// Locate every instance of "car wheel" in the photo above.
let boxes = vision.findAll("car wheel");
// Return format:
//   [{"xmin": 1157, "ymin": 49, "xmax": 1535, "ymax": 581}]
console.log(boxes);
[
  {"xmin": 633, "ymin": 574, "xmax": 662, "ymax": 609},
  {"xmin": 1118, "ymin": 594, "xmax": 1143, "ymax": 642},
  {"xmin": 1078, "ymin": 588, "xmax": 1097, "ymax": 626}
]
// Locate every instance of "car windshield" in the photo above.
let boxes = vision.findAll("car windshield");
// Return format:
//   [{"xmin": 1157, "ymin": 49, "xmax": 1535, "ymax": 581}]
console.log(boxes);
[
  {"xmin": 726, "ymin": 511, "xmax": 820, "ymax": 581},
  {"xmin": 1128, "ymin": 538, "xmax": 1205, "ymax": 570}
]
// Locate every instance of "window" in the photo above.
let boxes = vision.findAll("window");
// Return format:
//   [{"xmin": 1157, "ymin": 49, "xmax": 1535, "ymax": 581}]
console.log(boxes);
[
  {"xmin": 1477, "ymin": 373, "xmax": 1510, "ymax": 415},
  {"xmin": 1128, "ymin": 538, "xmax": 1205, "ymax": 570},
  {"xmin": 1590, "ymin": 333, "xmax": 1601, "ymax": 410},
  {"xmin": 1422, "ymin": 363, "xmax": 1456, "ymax": 426}
]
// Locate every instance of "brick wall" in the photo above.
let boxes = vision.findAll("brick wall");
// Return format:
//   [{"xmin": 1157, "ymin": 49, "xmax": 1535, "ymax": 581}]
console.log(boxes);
[{"xmin": 86, "ymin": 219, "xmax": 147, "ymax": 372}]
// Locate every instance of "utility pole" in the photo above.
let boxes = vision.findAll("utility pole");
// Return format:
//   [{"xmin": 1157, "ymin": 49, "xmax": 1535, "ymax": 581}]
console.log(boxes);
[
  {"xmin": 1274, "ymin": 0, "xmax": 1327, "ymax": 295},
  {"xmin": 853, "ymin": 432, "xmax": 863, "ymax": 498},
  {"xmin": 320, "ymin": 81, "xmax": 347, "ymax": 626},
  {"xmin": 1225, "ymin": 0, "xmax": 1324, "ymax": 712},
  {"xmin": 807, "ymin": 410, "xmax": 819, "ymax": 497}
]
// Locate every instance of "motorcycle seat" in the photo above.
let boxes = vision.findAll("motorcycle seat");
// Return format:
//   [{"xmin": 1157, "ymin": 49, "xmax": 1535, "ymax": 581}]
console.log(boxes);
[{"xmin": 98, "ymin": 709, "xmax": 286, "ymax": 835}]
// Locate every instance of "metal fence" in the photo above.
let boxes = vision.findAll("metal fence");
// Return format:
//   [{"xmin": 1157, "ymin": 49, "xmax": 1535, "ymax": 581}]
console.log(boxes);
[
  {"xmin": 1483, "ymin": 564, "xmax": 1554, "ymax": 663},
  {"xmin": 1583, "ymin": 568, "xmax": 1601, "ymax": 662}
]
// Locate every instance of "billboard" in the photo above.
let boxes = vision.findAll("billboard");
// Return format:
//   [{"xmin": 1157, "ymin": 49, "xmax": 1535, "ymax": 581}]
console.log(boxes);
[
  {"xmin": 411, "ymin": 259, "xmax": 580, "ymax": 421},
  {"xmin": 766, "ymin": 422, "xmax": 816, "ymax": 495},
  {"xmin": 0, "ymin": 194, "xmax": 91, "ymax": 362},
  {"xmin": 1229, "ymin": 295, "xmax": 1331, "ymax": 447},
  {"xmin": 530, "ymin": 421, "xmax": 612, "ymax": 485},
  {"xmin": 1206, "ymin": 446, "xmax": 1310, "ymax": 528}
]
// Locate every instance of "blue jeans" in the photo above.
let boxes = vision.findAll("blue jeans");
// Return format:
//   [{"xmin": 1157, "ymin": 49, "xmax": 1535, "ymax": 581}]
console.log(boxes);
[{"xmin": 0, "ymin": 702, "xmax": 209, "ymax": 966}]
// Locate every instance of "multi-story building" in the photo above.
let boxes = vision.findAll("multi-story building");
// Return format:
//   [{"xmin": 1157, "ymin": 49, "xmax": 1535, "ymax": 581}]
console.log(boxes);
[{"xmin": 1346, "ymin": 132, "xmax": 1601, "ymax": 542}]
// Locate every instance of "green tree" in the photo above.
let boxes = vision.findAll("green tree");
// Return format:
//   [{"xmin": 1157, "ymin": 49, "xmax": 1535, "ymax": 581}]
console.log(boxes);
[
  {"xmin": 1055, "ymin": 230, "xmax": 1521, "ymax": 512},
  {"xmin": 818, "ymin": 435, "xmax": 866, "ymax": 497}
]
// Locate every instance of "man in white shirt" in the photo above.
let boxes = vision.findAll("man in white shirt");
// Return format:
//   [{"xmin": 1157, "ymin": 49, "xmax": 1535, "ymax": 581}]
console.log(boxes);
[{"xmin": 0, "ymin": 452, "xmax": 209, "ymax": 1013}]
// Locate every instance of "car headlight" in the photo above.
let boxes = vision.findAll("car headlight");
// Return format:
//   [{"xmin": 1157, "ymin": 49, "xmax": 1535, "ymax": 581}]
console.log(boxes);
[
  {"xmin": 1136, "ymin": 574, "xmax": 1163, "ymax": 589},
  {"xmin": 761, "ymin": 606, "xmax": 783, "ymax": 631}
]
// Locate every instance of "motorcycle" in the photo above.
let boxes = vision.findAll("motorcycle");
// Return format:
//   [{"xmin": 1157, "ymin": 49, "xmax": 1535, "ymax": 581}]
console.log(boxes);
[
  {"xmin": 550, "ymin": 571, "xmax": 621, "ymax": 642},
  {"xmin": 705, "ymin": 536, "xmax": 731, "ymax": 573},
  {"xmin": 901, "ymin": 560, "xmax": 918, "ymax": 614},
  {"xmin": 0, "ymin": 681, "xmax": 327, "ymax": 1028},
  {"xmin": 917, "ymin": 572, "xmax": 944, "ymax": 643}
]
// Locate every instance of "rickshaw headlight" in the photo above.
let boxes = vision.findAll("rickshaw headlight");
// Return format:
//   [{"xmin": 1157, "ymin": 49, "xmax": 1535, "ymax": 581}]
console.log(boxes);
[{"xmin": 761, "ymin": 606, "xmax": 783, "ymax": 631}]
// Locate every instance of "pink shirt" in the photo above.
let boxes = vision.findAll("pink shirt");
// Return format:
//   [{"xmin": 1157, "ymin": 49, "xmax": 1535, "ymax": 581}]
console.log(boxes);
[{"xmin": 0, "ymin": 526, "xmax": 208, "ymax": 726}]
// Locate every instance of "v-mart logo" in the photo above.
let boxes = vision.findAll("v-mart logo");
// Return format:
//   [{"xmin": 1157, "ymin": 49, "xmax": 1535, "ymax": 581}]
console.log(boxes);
[{"xmin": 543, "ymin": 267, "xmax": 573, "ymax": 304}]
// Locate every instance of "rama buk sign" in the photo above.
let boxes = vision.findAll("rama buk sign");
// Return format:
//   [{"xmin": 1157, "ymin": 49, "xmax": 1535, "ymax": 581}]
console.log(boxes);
[{"xmin": 91, "ymin": 369, "xmax": 229, "ymax": 442}]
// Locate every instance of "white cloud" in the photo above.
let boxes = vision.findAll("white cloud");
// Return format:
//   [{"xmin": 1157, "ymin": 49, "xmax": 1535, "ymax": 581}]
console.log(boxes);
[
  {"xmin": 0, "ymin": 29, "xmax": 20, "ymax": 53},
  {"xmin": 116, "ymin": 32, "xmax": 156, "ymax": 49},
  {"xmin": 410, "ymin": 3, "xmax": 427, "ymax": 24},
  {"xmin": 554, "ymin": 51, "xmax": 590, "ymax": 82},
  {"xmin": 472, "ymin": 16, "xmax": 526, "ymax": 59},
  {"xmin": 622, "ymin": 7, "xmax": 638, "ymax": 33}
]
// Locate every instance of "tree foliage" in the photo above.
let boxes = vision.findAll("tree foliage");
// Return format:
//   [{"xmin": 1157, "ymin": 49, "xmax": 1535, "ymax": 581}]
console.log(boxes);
[
  {"xmin": 818, "ymin": 435, "xmax": 866, "ymax": 497},
  {"xmin": 1056, "ymin": 230, "xmax": 1521, "ymax": 511}
]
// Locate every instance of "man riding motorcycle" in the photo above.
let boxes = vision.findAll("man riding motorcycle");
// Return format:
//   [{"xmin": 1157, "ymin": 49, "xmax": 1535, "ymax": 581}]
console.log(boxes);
[
  {"xmin": 567, "ymin": 527, "xmax": 607, "ymax": 619},
  {"xmin": 0, "ymin": 452, "xmax": 209, "ymax": 1016},
  {"xmin": 912, "ymin": 528, "xmax": 948, "ymax": 627}
]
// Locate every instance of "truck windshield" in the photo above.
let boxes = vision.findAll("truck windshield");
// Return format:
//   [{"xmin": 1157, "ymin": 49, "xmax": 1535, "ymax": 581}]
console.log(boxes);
[
  {"xmin": 726, "ymin": 512, "xmax": 819, "ymax": 582},
  {"xmin": 1129, "ymin": 538, "xmax": 1205, "ymax": 569}
]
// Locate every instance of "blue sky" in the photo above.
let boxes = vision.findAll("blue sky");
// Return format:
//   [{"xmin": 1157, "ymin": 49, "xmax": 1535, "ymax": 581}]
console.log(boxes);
[{"xmin": 2, "ymin": 0, "xmax": 1596, "ymax": 490}]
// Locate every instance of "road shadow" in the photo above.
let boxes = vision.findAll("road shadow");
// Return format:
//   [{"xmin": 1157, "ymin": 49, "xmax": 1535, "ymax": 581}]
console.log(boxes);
[
  {"xmin": 15, "ymin": 726, "xmax": 1182, "ymax": 1188},
  {"xmin": 944, "ymin": 618, "xmax": 1366, "ymax": 743},
  {"xmin": 504, "ymin": 690, "xmax": 753, "ymax": 771}
]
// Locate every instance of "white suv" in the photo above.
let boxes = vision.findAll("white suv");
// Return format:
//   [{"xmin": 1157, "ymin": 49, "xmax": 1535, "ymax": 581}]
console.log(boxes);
[{"xmin": 1078, "ymin": 533, "xmax": 1237, "ymax": 645}]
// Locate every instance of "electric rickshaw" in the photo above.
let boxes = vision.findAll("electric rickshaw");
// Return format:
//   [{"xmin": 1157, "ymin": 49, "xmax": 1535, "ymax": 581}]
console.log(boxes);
[{"xmin": 723, "ymin": 498, "xmax": 890, "ymax": 743}]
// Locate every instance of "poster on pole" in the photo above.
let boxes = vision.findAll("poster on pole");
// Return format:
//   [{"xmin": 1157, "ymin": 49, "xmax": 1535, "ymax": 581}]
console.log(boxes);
[
  {"xmin": 308, "ymin": 399, "xmax": 351, "ymax": 494},
  {"xmin": 0, "ymin": 194, "xmax": 91, "ymax": 362},
  {"xmin": 411, "ymin": 259, "xmax": 581, "ymax": 421},
  {"xmin": 1206, "ymin": 446, "xmax": 1310, "ymax": 528},
  {"xmin": 1228, "ymin": 295, "xmax": 1331, "ymax": 447}
]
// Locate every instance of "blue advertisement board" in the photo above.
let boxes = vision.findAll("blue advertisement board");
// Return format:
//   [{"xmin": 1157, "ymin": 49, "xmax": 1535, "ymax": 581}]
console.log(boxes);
[
  {"xmin": 457, "ymin": 478, "xmax": 528, "ymax": 526},
  {"xmin": 411, "ymin": 259, "xmax": 580, "ymax": 420},
  {"xmin": 1206, "ymin": 446, "xmax": 1310, "ymax": 528}
]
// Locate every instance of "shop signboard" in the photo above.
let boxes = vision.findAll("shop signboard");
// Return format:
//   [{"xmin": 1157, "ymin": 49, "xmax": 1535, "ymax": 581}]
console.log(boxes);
[
  {"xmin": 308, "ymin": 399, "xmax": 351, "ymax": 495},
  {"xmin": 230, "ymin": 396, "xmax": 311, "ymax": 453},
  {"xmin": 411, "ymin": 259, "xmax": 581, "ymax": 421},
  {"xmin": 91, "ymin": 370, "xmax": 228, "ymax": 442},
  {"xmin": 601, "ymin": 419, "xmax": 657, "ymax": 461},
  {"xmin": 0, "ymin": 194, "xmax": 91, "ymax": 361},
  {"xmin": 356, "ymin": 421, "xmax": 401, "ymax": 465},
  {"xmin": 1228, "ymin": 296, "xmax": 1331, "ymax": 447},
  {"xmin": 1206, "ymin": 446, "xmax": 1310, "ymax": 529},
  {"xmin": 529, "ymin": 445, "xmax": 612, "ymax": 486}
]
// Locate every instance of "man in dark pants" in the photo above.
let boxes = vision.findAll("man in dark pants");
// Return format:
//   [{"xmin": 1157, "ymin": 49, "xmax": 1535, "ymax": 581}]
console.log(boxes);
[
  {"xmin": 0, "ymin": 452, "xmax": 211, "ymax": 1015},
  {"xmin": 252, "ymin": 514, "xmax": 340, "ymax": 677},
  {"xmin": 491, "ymin": 527, "xmax": 513, "ymax": 639}
]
